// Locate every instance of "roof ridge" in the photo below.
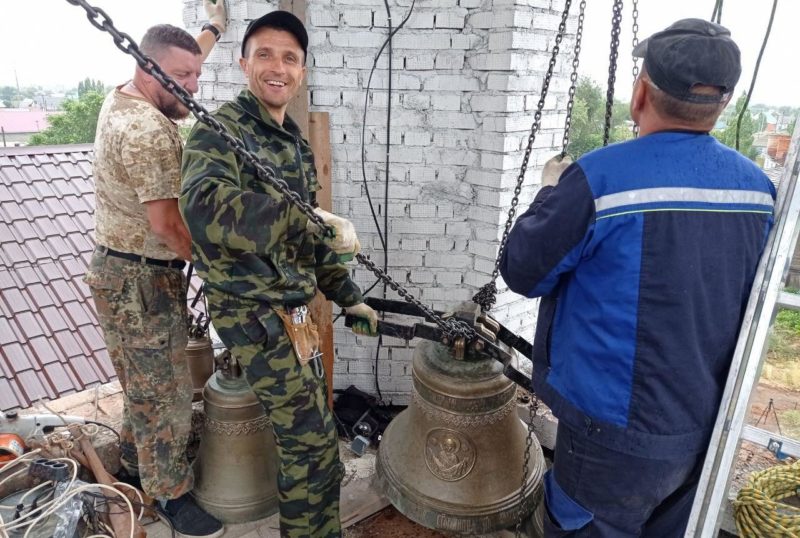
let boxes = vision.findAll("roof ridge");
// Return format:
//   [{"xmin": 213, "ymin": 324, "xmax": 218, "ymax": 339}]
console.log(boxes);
[{"xmin": 0, "ymin": 144, "xmax": 94, "ymax": 157}]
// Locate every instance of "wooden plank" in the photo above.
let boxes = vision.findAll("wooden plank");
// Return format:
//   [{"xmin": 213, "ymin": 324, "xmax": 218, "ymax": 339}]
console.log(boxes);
[
  {"xmin": 340, "ymin": 477, "xmax": 391, "ymax": 530},
  {"xmin": 308, "ymin": 112, "xmax": 335, "ymax": 409},
  {"xmin": 280, "ymin": 0, "xmax": 309, "ymax": 135}
]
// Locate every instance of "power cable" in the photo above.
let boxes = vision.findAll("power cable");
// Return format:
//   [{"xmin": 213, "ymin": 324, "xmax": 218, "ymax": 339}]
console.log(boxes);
[
  {"xmin": 711, "ymin": 0, "xmax": 724, "ymax": 24},
  {"xmin": 735, "ymin": 0, "xmax": 778, "ymax": 152},
  {"xmin": 357, "ymin": 0, "xmax": 416, "ymax": 402}
]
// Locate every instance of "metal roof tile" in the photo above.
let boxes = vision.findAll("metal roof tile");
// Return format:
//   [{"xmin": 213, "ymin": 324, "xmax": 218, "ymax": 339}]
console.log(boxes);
[
  {"xmin": 0, "ymin": 270, "xmax": 14, "ymax": 290},
  {"xmin": 0, "ymin": 166, "xmax": 24, "ymax": 185},
  {"xmin": 47, "ymin": 235, "xmax": 74, "ymax": 258},
  {"xmin": 16, "ymin": 370, "xmax": 52, "ymax": 403},
  {"xmin": 10, "ymin": 181, "xmax": 35, "ymax": 202},
  {"xmin": 93, "ymin": 348, "xmax": 115, "ymax": 379},
  {"xmin": 24, "ymin": 239, "xmax": 50, "ymax": 262},
  {"xmin": 11, "ymin": 220, "xmax": 37, "ymax": 242},
  {"xmin": 64, "ymin": 301, "xmax": 92, "ymax": 328},
  {"xmin": 40, "ymin": 162, "xmax": 65, "ymax": 180},
  {"xmin": 49, "ymin": 279, "xmax": 78, "ymax": 304},
  {"xmin": 1, "ymin": 242, "xmax": 27, "ymax": 265},
  {"xmin": 0, "ymin": 317, "xmax": 20, "ymax": 346},
  {"xmin": 53, "ymin": 329, "xmax": 83, "ymax": 358},
  {"xmin": 33, "ymin": 216, "xmax": 60, "ymax": 238},
  {"xmin": 75, "ymin": 213, "xmax": 95, "ymax": 234},
  {"xmin": 44, "ymin": 362, "xmax": 77, "ymax": 394},
  {"xmin": 67, "ymin": 355, "xmax": 100, "ymax": 387},
  {"xmin": 2, "ymin": 342, "xmax": 30, "ymax": 373},
  {"xmin": 1, "ymin": 201, "xmax": 26, "ymax": 221},
  {"xmin": 15, "ymin": 311, "xmax": 44, "ymax": 339},
  {"xmin": 78, "ymin": 324, "xmax": 105, "ymax": 352},
  {"xmin": 28, "ymin": 284, "xmax": 56, "ymax": 309},
  {"xmin": 60, "ymin": 256, "xmax": 87, "ymax": 278},
  {"xmin": 19, "ymin": 164, "xmax": 44, "ymax": 182},
  {"xmin": 0, "ymin": 184, "xmax": 12, "ymax": 203},
  {"xmin": 37, "ymin": 261, "xmax": 66, "ymax": 281},
  {"xmin": 21, "ymin": 199, "xmax": 48, "ymax": 221},
  {"xmin": 2, "ymin": 287, "xmax": 29, "ymax": 314},
  {"xmin": 29, "ymin": 335, "xmax": 59, "ymax": 365},
  {"xmin": 41, "ymin": 305, "xmax": 70, "ymax": 333},
  {"xmin": 14, "ymin": 265, "xmax": 40, "ymax": 287},
  {"xmin": 0, "ymin": 379, "xmax": 22, "ymax": 411},
  {"xmin": 44, "ymin": 197, "xmax": 68, "ymax": 218}
]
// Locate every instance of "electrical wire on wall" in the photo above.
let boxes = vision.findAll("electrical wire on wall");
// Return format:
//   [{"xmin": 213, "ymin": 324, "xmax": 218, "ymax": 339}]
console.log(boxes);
[{"xmin": 355, "ymin": 0, "xmax": 416, "ymax": 402}]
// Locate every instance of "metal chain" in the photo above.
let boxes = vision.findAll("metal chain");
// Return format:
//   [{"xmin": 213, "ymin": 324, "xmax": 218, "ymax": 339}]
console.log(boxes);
[
  {"xmin": 603, "ymin": 0, "xmax": 624, "ymax": 147},
  {"xmin": 64, "ymin": 0, "xmax": 474, "ymax": 340},
  {"xmin": 631, "ymin": 0, "xmax": 640, "ymax": 138},
  {"xmin": 472, "ymin": 0, "xmax": 574, "ymax": 312},
  {"xmin": 515, "ymin": 392, "xmax": 540, "ymax": 537},
  {"xmin": 560, "ymin": 0, "xmax": 587, "ymax": 157}
]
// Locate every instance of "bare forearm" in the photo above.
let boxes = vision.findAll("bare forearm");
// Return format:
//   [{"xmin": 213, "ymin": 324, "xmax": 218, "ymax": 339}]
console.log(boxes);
[
  {"xmin": 153, "ymin": 221, "xmax": 193, "ymax": 261},
  {"xmin": 196, "ymin": 27, "xmax": 219, "ymax": 62}
]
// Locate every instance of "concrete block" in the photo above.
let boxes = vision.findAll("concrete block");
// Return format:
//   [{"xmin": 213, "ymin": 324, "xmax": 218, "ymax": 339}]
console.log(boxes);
[
  {"xmin": 410, "ymin": 204, "xmax": 436, "ymax": 218},
  {"xmin": 429, "ymin": 237, "xmax": 455, "ymax": 251},
  {"xmin": 429, "ymin": 112, "xmax": 478, "ymax": 130},
  {"xmin": 450, "ymin": 33, "xmax": 482, "ymax": 50},
  {"xmin": 342, "ymin": 8, "xmax": 374, "ymax": 27},
  {"xmin": 329, "ymin": 31, "xmax": 387, "ymax": 48},
  {"xmin": 431, "ymin": 94, "xmax": 462, "ymax": 111},
  {"xmin": 489, "ymin": 31, "xmax": 550, "ymax": 52},
  {"xmin": 309, "ymin": 8, "xmax": 339, "ymax": 27},
  {"xmin": 311, "ymin": 89, "xmax": 342, "ymax": 106},
  {"xmin": 404, "ymin": 54, "xmax": 435, "ymax": 70},
  {"xmin": 425, "ymin": 252, "xmax": 471, "ymax": 269},
  {"xmin": 410, "ymin": 270, "xmax": 435, "ymax": 284},
  {"xmin": 435, "ymin": 10, "xmax": 467, "ymax": 29},
  {"xmin": 313, "ymin": 51, "xmax": 344, "ymax": 68},
  {"xmin": 434, "ymin": 52, "xmax": 465, "ymax": 70},
  {"xmin": 393, "ymin": 32, "xmax": 450, "ymax": 49},
  {"xmin": 470, "ymin": 94, "xmax": 526, "ymax": 112},
  {"xmin": 392, "ymin": 219, "xmax": 444, "ymax": 235},
  {"xmin": 424, "ymin": 73, "xmax": 481, "ymax": 91},
  {"xmin": 468, "ymin": 240, "xmax": 499, "ymax": 259},
  {"xmin": 403, "ymin": 93, "xmax": 431, "ymax": 111}
]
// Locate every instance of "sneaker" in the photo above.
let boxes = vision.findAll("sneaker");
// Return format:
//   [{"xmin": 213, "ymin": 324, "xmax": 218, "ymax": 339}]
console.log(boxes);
[{"xmin": 159, "ymin": 494, "xmax": 224, "ymax": 538}]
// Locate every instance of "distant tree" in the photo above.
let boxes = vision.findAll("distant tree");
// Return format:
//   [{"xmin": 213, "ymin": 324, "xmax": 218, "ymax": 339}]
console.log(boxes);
[
  {"xmin": 787, "ymin": 116, "xmax": 797, "ymax": 136},
  {"xmin": 566, "ymin": 77, "xmax": 633, "ymax": 158},
  {"xmin": 0, "ymin": 86, "xmax": 16, "ymax": 107},
  {"xmin": 712, "ymin": 93, "xmax": 758, "ymax": 161},
  {"xmin": 77, "ymin": 78, "xmax": 106, "ymax": 97},
  {"xmin": 28, "ymin": 91, "xmax": 105, "ymax": 145}
]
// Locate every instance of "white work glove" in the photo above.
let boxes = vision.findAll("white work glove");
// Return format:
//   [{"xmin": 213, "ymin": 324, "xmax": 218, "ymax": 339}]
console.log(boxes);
[
  {"xmin": 345, "ymin": 303, "xmax": 379, "ymax": 337},
  {"xmin": 204, "ymin": 0, "xmax": 227, "ymax": 33},
  {"xmin": 541, "ymin": 154, "xmax": 574, "ymax": 187},
  {"xmin": 306, "ymin": 208, "xmax": 360, "ymax": 262}
]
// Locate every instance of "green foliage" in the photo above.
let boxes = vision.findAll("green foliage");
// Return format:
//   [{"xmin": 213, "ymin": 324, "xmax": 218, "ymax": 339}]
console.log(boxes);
[
  {"xmin": 77, "ymin": 78, "xmax": 106, "ymax": 97},
  {"xmin": 711, "ymin": 93, "xmax": 758, "ymax": 161},
  {"xmin": 28, "ymin": 91, "xmax": 105, "ymax": 145},
  {"xmin": 566, "ymin": 77, "xmax": 634, "ymax": 158},
  {"xmin": 775, "ymin": 309, "xmax": 800, "ymax": 336}
]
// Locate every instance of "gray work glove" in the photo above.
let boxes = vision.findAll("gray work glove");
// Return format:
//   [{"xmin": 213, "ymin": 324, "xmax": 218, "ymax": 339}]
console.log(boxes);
[
  {"xmin": 541, "ymin": 154, "xmax": 574, "ymax": 187},
  {"xmin": 345, "ymin": 303, "xmax": 379, "ymax": 337},
  {"xmin": 306, "ymin": 208, "xmax": 361, "ymax": 262},
  {"xmin": 204, "ymin": 0, "xmax": 227, "ymax": 33}
]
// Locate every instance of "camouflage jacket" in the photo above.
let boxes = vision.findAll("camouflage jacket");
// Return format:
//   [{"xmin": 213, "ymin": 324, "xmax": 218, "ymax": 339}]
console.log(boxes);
[{"xmin": 180, "ymin": 89, "xmax": 363, "ymax": 307}]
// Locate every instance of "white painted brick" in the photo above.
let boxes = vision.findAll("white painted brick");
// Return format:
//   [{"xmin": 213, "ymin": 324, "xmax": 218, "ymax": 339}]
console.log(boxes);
[
  {"xmin": 402, "ymin": 237, "xmax": 428, "ymax": 250},
  {"xmin": 468, "ymin": 240, "xmax": 499, "ymax": 259},
  {"xmin": 435, "ymin": 11, "xmax": 467, "ymax": 29},
  {"xmin": 410, "ymin": 204, "xmax": 436, "ymax": 218},
  {"xmin": 311, "ymin": 89, "xmax": 341, "ymax": 106},
  {"xmin": 394, "ymin": 32, "xmax": 451, "ymax": 50},
  {"xmin": 445, "ymin": 221, "xmax": 472, "ymax": 237},
  {"xmin": 450, "ymin": 34, "xmax": 481, "ymax": 50},
  {"xmin": 246, "ymin": 3, "xmax": 274, "ymax": 18},
  {"xmin": 367, "ymin": 73, "xmax": 422, "ymax": 91},
  {"xmin": 311, "ymin": 71, "xmax": 360, "ymax": 88},
  {"xmin": 431, "ymin": 94, "xmax": 462, "ymax": 111},
  {"xmin": 309, "ymin": 8, "xmax": 339, "ymax": 27},
  {"xmin": 459, "ymin": 0, "xmax": 483, "ymax": 7},
  {"xmin": 342, "ymin": 9, "xmax": 374, "ymax": 27},
  {"xmin": 410, "ymin": 270, "xmax": 434, "ymax": 284},
  {"xmin": 489, "ymin": 31, "xmax": 550, "ymax": 52},
  {"xmin": 216, "ymin": 66, "xmax": 247, "ymax": 85},
  {"xmin": 409, "ymin": 167, "xmax": 436, "ymax": 183},
  {"xmin": 422, "ymin": 287, "xmax": 472, "ymax": 301},
  {"xmin": 437, "ymin": 271, "xmax": 463, "ymax": 285},
  {"xmin": 329, "ymin": 31, "xmax": 387, "ymax": 48},
  {"xmin": 474, "ymin": 256, "xmax": 497, "ymax": 274},
  {"xmin": 403, "ymin": 94, "xmax": 430, "ymax": 110},
  {"xmin": 392, "ymin": 220, "xmax": 444, "ymax": 235},
  {"xmin": 404, "ymin": 131, "xmax": 432, "ymax": 146},
  {"xmin": 423, "ymin": 74, "xmax": 479, "ymax": 92},
  {"xmin": 470, "ymin": 94, "xmax": 525, "ymax": 112},
  {"xmin": 429, "ymin": 112, "xmax": 477, "ymax": 130},
  {"xmin": 405, "ymin": 54, "xmax": 435, "ymax": 70},
  {"xmin": 425, "ymin": 252, "xmax": 471, "ymax": 269},
  {"xmin": 429, "ymin": 237, "xmax": 455, "ymax": 251},
  {"xmin": 434, "ymin": 52, "xmax": 465, "ymax": 70},
  {"xmin": 313, "ymin": 51, "xmax": 344, "ymax": 68}
]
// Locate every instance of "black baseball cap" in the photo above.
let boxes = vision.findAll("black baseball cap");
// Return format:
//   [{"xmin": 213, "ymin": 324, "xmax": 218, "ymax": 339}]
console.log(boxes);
[
  {"xmin": 241, "ymin": 10, "xmax": 308, "ymax": 62},
  {"xmin": 633, "ymin": 18, "xmax": 741, "ymax": 103}
]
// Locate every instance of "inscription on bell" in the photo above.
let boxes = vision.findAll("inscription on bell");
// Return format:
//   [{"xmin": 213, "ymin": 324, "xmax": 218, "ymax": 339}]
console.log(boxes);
[{"xmin": 425, "ymin": 428, "xmax": 476, "ymax": 482}]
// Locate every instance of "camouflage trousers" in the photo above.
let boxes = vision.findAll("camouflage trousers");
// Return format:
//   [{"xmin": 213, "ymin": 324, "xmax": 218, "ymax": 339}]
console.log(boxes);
[
  {"xmin": 208, "ymin": 291, "xmax": 344, "ymax": 538},
  {"xmin": 84, "ymin": 250, "xmax": 193, "ymax": 499}
]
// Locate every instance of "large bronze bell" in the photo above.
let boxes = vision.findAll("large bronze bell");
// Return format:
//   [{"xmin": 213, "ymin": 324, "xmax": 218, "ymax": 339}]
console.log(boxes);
[
  {"xmin": 376, "ymin": 319, "xmax": 546, "ymax": 534},
  {"xmin": 185, "ymin": 335, "xmax": 215, "ymax": 402},
  {"xmin": 192, "ymin": 357, "xmax": 279, "ymax": 523}
]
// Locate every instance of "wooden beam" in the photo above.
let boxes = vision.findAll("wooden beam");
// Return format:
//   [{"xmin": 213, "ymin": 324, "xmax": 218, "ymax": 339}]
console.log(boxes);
[
  {"xmin": 308, "ymin": 112, "xmax": 335, "ymax": 409},
  {"xmin": 280, "ymin": 0, "xmax": 309, "ymax": 135}
]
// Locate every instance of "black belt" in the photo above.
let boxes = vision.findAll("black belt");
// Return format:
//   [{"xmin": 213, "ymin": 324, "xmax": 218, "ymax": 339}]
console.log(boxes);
[{"xmin": 97, "ymin": 246, "xmax": 186, "ymax": 270}]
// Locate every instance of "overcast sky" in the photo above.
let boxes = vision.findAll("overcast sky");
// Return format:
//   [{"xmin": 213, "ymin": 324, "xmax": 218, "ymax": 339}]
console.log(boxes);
[{"xmin": 1, "ymin": 1, "xmax": 796, "ymax": 107}]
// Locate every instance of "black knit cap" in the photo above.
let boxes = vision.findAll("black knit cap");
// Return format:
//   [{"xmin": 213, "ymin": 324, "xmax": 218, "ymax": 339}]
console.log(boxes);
[
  {"xmin": 633, "ymin": 18, "xmax": 741, "ymax": 103},
  {"xmin": 241, "ymin": 10, "xmax": 308, "ymax": 61}
]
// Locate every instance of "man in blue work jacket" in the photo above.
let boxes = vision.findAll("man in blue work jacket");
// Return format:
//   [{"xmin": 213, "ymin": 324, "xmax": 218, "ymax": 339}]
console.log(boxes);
[{"xmin": 500, "ymin": 19, "xmax": 775, "ymax": 537}]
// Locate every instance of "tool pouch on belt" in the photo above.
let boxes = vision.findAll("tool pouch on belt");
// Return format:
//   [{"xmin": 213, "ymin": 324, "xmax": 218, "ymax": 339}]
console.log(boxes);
[{"xmin": 275, "ymin": 307, "xmax": 321, "ymax": 367}]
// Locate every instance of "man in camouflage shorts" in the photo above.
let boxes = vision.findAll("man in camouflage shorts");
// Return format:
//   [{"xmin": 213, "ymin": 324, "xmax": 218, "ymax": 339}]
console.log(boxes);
[
  {"xmin": 85, "ymin": 5, "xmax": 228, "ymax": 537},
  {"xmin": 180, "ymin": 11, "xmax": 379, "ymax": 537}
]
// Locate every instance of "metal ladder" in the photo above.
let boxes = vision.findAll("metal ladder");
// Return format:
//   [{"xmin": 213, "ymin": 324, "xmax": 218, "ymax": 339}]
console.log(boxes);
[{"xmin": 686, "ymin": 121, "xmax": 800, "ymax": 537}]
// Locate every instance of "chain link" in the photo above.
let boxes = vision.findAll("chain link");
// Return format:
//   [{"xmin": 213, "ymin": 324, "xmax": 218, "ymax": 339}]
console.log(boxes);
[
  {"xmin": 64, "ymin": 0, "xmax": 476, "ymax": 339},
  {"xmin": 631, "ymin": 0, "xmax": 640, "ymax": 138},
  {"xmin": 514, "ymin": 392, "xmax": 540, "ymax": 537},
  {"xmin": 473, "ymin": 0, "xmax": 574, "ymax": 312},
  {"xmin": 560, "ymin": 0, "xmax": 587, "ymax": 156},
  {"xmin": 603, "ymin": 0, "xmax": 624, "ymax": 147}
]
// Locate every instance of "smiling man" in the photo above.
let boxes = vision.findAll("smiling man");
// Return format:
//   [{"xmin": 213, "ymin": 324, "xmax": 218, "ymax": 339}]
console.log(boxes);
[{"xmin": 180, "ymin": 11, "xmax": 377, "ymax": 538}]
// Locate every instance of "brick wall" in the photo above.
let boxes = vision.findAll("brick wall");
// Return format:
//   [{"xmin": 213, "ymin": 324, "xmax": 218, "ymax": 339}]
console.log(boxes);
[{"xmin": 185, "ymin": 0, "xmax": 575, "ymax": 402}]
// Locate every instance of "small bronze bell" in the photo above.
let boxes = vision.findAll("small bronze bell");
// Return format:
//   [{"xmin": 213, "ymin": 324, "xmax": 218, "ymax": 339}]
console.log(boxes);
[
  {"xmin": 192, "ymin": 354, "xmax": 279, "ymax": 523},
  {"xmin": 376, "ymin": 324, "xmax": 546, "ymax": 534},
  {"xmin": 184, "ymin": 335, "xmax": 215, "ymax": 402}
]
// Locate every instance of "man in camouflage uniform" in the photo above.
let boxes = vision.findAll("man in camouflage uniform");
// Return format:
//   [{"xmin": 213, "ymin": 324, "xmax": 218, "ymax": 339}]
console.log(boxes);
[
  {"xmin": 180, "ymin": 11, "xmax": 379, "ymax": 538},
  {"xmin": 85, "ymin": 5, "xmax": 228, "ymax": 537}
]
